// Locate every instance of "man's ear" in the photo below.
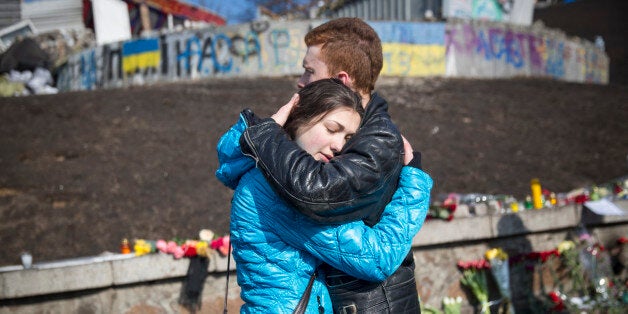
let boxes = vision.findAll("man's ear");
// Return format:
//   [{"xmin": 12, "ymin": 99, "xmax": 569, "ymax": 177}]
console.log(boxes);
[{"xmin": 335, "ymin": 71, "xmax": 352, "ymax": 87}]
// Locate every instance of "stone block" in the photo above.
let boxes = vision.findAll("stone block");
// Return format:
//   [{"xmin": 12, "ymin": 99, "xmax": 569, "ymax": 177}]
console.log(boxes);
[
  {"xmin": 414, "ymin": 215, "xmax": 493, "ymax": 245},
  {"xmin": 111, "ymin": 253, "xmax": 188, "ymax": 285},
  {"xmin": 1, "ymin": 262, "xmax": 112, "ymax": 298},
  {"xmin": 493, "ymin": 206, "xmax": 578, "ymax": 236}
]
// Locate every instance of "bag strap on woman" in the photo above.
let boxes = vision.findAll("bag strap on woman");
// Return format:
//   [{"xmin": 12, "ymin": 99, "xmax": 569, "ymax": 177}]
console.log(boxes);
[{"xmin": 292, "ymin": 270, "xmax": 318, "ymax": 314}]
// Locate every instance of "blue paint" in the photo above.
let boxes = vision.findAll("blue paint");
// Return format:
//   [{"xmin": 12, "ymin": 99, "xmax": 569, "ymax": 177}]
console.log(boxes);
[
  {"xmin": 80, "ymin": 50, "xmax": 97, "ymax": 90},
  {"xmin": 122, "ymin": 38, "xmax": 160, "ymax": 56},
  {"xmin": 370, "ymin": 22, "xmax": 446, "ymax": 45},
  {"xmin": 211, "ymin": 33, "xmax": 234, "ymax": 73}
]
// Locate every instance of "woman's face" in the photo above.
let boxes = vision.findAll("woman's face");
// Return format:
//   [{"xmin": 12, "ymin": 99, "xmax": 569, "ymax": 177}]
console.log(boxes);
[{"xmin": 294, "ymin": 107, "xmax": 361, "ymax": 163}]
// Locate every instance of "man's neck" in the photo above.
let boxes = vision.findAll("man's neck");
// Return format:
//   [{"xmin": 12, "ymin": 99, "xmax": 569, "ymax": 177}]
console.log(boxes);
[{"xmin": 360, "ymin": 91, "xmax": 371, "ymax": 109}]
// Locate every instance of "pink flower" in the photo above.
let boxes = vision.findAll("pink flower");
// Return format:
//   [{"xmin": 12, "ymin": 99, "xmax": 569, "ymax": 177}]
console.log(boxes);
[
  {"xmin": 156, "ymin": 239, "xmax": 168, "ymax": 253},
  {"xmin": 210, "ymin": 237, "xmax": 223, "ymax": 250},
  {"xmin": 218, "ymin": 236, "xmax": 231, "ymax": 256},
  {"xmin": 211, "ymin": 235, "xmax": 231, "ymax": 256},
  {"xmin": 166, "ymin": 241, "xmax": 178, "ymax": 254},
  {"xmin": 173, "ymin": 245, "xmax": 185, "ymax": 259}
]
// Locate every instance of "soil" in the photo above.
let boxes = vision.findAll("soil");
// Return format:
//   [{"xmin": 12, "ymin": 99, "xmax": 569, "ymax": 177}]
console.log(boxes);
[{"xmin": 1, "ymin": 76, "xmax": 627, "ymax": 267}]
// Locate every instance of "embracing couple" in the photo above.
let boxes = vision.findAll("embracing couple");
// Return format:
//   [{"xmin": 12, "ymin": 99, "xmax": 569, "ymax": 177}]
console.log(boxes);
[{"xmin": 216, "ymin": 18, "xmax": 433, "ymax": 313}]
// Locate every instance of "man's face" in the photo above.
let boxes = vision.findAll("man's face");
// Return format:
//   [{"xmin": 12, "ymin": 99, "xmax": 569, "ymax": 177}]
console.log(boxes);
[{"xmin": 297, "ymin": 45, "xmax": 331, "ymax": 89}]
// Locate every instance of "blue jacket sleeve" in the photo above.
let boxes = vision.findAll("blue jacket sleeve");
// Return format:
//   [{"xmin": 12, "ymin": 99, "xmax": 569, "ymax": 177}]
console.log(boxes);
[
  {"xmin": 261, "ymin": 166, "xmax": 433, "ymax": 282},
  {"xmin": 215, "ymin": 113, "xmax": 255, "ymax": 190}
]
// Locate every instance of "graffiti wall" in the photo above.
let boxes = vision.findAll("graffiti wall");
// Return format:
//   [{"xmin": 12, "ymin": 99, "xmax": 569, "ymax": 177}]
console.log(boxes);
[
  {"xmin": 56, "ymin": 18, "xmax": 608, "ymax": 92},
  {"xmin": 57, "ymin": 20, "xmax": 315, "ymax": 91},
  {"xmin": 445, "ymin": 19, "xmax": 608, "ymax": 84}
]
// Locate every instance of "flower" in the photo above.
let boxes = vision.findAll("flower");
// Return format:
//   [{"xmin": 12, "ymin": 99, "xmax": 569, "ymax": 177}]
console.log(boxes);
[
  {"xmin": 195, "ymin": 241, "xmax": 210, "ymax": 257},
  {"xmin": 548, "ymin": 291, "xmax": 565, "ymax": 311},
  {"xmin": 574, "ymin": 194, "xmax": 589, "ymax": 204},
  {"xmin": 134, "ymin": 239, "xmax": 156, "ymax": 256},
  {"xmin": 427, "ymin": 203, "xmax": 457, "ymax": 221},
  {"xmin": 460, "ymin": 267, "xmax": 490, "ymax": 313},
  {"xmin": 457, "ymin": 259, "xmax": 490, "ymax": 270},
  {"xmin": 458, "ymin": 258, "xmax": 491, "ymax": 313},
  {"xmin": 557, "ymin": 240, "xmax": 576, "ymax": 254},
  {"xmin": 166, "ymin": 240, "xmax": 179, "ymax": 254},
  {"xmin": 443, "ymin": 296, "xmax": 462, "ymax": 314},
  {"xmin": 485, "ymin": 248, "xmax": 508, "ymax": 261},
  {"xmin": 211, "ymin": 235, "xmax": 231, "ymax": 256},
  {"xmin": 156, "ymin": 239, "xmax": 168, "ymax": 253},
  {"xmin": 172, "ymin": 245, "xmax": 185, "ymax": 259},
  {"xmin": 123, "ymin": 229, "xmax": 224, "ymax": 260},
  {"xmin": 199, "ymin": 229, "xmax": 214, "ymax": 241},
  {"xmin": 181, "ymin": 241, "xmax": 198, "ymax": 258}
]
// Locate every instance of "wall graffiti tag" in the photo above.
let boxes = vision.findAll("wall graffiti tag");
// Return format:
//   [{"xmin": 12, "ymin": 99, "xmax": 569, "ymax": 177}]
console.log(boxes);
[{"xmin": 445, "ymin": 19, "xmax": 607, "ymax": 83}]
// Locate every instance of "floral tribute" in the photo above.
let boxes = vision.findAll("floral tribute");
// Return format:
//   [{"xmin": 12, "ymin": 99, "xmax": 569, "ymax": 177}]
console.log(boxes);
[
  {"xmin": 427, "ymin": 203, "xmax": 457, "ymax": 221},
  {"xmin": 456, "ymin": 249, "xmax": 516, "ymax": 314},
  {"xmin": 130, "ymin": 229, "xmax": 230, "ymax": 259},
  {"xmin": 428, "ymin": 175, "xmax": 628, "ymax": 222},
  {"xmin": 485, "ymin": 248, "xmax": 514, "ymax": 314},
  {"xmin": 454, "ymin": 231, "xmax": 628, "ymax": 313},
  {"xmin": 427, "ymin": 193, "xmax": 458, "ymax": 221},
  {"xmin": 457, "ymin": 257, "xmax": 491, "ymax": 313}
]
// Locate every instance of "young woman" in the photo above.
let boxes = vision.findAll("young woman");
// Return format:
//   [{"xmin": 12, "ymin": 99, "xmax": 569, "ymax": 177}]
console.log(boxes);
[{"xmin": 216, "ymin": 79, "xmax": 432, "ymax": 313}]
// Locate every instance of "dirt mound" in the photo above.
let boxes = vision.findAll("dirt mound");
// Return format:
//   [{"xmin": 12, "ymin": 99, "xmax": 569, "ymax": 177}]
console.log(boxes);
[{"xmin": 1, "ymin": 76, "xmax": 627, "ymax": 266}]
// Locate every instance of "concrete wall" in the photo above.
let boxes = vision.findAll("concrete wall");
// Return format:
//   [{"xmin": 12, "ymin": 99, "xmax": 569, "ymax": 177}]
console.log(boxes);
[
  {"xmin": 2, "ymin": 200, "xmax": 627, "ymax": 313},
  {"xmin": 55, "ymin": 18, "xmax": 608, "ymax": 92},
  {"xmin": 445, "ymin": 18, "xmax": 609, "ymax": 84}
]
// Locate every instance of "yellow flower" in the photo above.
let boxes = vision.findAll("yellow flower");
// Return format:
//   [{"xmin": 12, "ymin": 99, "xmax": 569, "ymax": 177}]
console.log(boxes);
[
  {"xmin": 196, "ymin": 241, "xmax": 210, "ymax": 257},
  {"xmin": 134, "ymin": 239, "xmax": 152, "ymax": 256},
  {"xmin": 485, "ymin": 248, "xmax": 508, "ymax": 260},
  {"xmin": 557, "ymin": 240, "xmax": 576, "ymax": 254}
]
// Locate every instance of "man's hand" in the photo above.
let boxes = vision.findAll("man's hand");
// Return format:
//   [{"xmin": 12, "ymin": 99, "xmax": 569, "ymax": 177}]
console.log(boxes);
[
  {"xmin": 271, "ymin": 93, "xmax": 299, "ymax": 126},
  {"xmin": 402, "ymin": 135, "xmax": 413, "ymax": 165}
]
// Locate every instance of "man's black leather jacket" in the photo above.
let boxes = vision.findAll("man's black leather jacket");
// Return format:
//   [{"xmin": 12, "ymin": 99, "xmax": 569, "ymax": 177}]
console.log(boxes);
[{"xmin": 239, "ymin": 93, "xmax": 404, "ymax": 226}]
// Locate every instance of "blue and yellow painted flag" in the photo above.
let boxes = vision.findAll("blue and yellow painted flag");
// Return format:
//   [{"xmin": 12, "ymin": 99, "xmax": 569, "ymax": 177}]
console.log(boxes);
[
  {"xmin": 369, "ymin": 22, "xmax": 447, "ymax": 77},
  {"xmin": 122, "ymin": 38, "xmax": 161, "ymax": 74}
]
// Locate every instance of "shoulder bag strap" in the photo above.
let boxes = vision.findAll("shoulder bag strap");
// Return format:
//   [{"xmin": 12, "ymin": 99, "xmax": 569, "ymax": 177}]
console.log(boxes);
[{"xmin": 292, "ymin": 270, "xmax": 317, "ymax": 314}]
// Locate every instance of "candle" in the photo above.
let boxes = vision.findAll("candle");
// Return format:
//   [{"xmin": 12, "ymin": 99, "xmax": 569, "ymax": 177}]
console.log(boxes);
[{"xmin": 531, "ymin": 178, "xmax": 543, "ymax": 209}]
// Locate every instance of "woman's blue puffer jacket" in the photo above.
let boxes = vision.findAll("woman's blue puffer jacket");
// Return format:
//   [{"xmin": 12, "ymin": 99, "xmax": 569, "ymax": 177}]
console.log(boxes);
[{"xmin": 216, "ymin": 114, "xmax": 433, "ymax": 313}]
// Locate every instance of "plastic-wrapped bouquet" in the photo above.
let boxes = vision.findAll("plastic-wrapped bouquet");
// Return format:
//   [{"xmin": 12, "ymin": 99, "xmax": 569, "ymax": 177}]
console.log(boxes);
[{"xmin": 486, "ymin": 248, "xmax": 514, "ymax": 313}]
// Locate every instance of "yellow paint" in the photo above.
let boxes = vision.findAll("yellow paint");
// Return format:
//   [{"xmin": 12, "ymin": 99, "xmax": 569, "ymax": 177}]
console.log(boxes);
[
  {"xmin": 123, "ymin": 51, "xmax": 161, "ymax": 74},
  {"xmin": 381, "ymin": 43, "xmax": 446, "ymax": 77}
]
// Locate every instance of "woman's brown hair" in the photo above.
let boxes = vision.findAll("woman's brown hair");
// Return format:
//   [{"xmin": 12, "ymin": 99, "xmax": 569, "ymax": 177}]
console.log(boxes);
[{"xmin": 284, "ymin": 78, "xmax": 363, "ymax": 139}]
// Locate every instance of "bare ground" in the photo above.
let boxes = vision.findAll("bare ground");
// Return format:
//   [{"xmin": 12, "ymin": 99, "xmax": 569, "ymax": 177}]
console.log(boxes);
[{"xmin": 0, "ymin": 76, "xmax": 627, "ymax": 266}]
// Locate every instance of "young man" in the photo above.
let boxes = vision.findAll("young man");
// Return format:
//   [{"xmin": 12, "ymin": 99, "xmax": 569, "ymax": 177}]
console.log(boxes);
[{"xmin": 238, "ymin": 18, "xmax": 424, "ymax": 313}]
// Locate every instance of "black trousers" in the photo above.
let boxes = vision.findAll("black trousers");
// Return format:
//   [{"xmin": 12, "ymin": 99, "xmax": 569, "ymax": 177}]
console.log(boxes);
[{"xmin": 322, "ymin": 251, "xmax": 420, "ymax": 314}]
